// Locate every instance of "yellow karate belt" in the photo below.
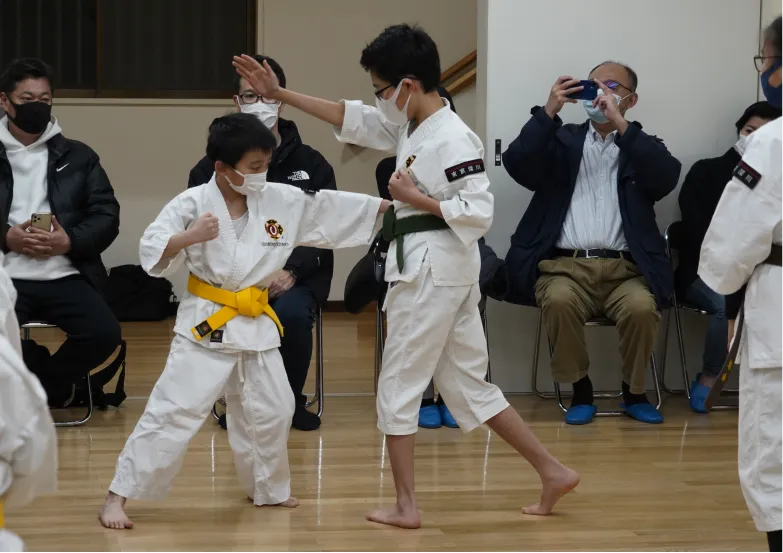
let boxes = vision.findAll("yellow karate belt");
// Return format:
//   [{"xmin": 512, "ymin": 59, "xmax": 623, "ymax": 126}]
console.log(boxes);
[
  {"xmin": 188, "ymin": 274, "xmax": 284, "ymax": 340},
  {"xmin": 0, "ymin": 500, "xmax": 4, "ymax": 529}
]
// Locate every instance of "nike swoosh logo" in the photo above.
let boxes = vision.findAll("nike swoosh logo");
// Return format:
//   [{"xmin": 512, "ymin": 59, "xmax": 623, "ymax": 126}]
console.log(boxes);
[{"xmin": 56, "ymin": 163, "xmax": 70, "ymax": 172}]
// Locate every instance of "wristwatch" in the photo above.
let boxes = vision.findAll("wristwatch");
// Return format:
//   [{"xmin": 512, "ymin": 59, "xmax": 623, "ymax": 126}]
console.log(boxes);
[{"xmin": 287, "ymin": 268, "xmax": 298, "ymax": 281}]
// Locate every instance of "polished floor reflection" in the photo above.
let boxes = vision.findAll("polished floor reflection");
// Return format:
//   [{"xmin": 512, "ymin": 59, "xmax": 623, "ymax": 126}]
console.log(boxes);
[{"xmin": 8, "ymin": 315, "xmax": 763, "ymax": 551}]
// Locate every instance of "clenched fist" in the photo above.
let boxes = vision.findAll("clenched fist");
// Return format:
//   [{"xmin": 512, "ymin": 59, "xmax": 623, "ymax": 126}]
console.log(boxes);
[{"xmin": 189, "ymin": 212, "xmax": 220, "ymax": 244}]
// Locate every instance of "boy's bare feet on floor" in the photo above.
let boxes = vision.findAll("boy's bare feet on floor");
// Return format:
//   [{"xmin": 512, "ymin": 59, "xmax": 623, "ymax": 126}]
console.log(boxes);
[
  {"xmin": 366, "ymin": 504, "xmax": 421, "ymax": 529},
  {"xmin": 99, "ymin": 492, "xmax": 134, "ymax": 529},
  {"xmin": 522, "ymin": 466, "xmax": 580, "ymax": 515},
  {"xmin": 273, "ymin": 496, "xmax": 300, "ymax": 508}
]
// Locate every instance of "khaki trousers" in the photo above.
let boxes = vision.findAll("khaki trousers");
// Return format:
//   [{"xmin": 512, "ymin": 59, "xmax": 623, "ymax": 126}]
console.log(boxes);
[{"xmin": 535, "ymin": 257, "xmax": 660, "ymax": 395}]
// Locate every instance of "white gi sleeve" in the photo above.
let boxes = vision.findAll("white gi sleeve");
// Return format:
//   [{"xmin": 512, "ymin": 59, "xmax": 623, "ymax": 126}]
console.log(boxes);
[
  {"xmin": 294, "ymin": 188, "xmax": 383, "ymax": 249},
  {"xmin": 408, "ymin": 133, "xmax": 494, "ymax": 246},
  {"xmin": 333, "ymin": 99, "xmax": 402, "ymax": 153},
  {"xmin": 0, "ymin": 334, "xmax": 57, "ymax": 508},
  {"xmin": 699, "ymin": 127, "xmax": 782, "ymax": 295},
  {"xmin": 139, "ymin": 192, "xmax": 198, "ymax": 278},
  {"xmin": 0, "ymin": 259, "xmax": 22, "ymax": 357}
]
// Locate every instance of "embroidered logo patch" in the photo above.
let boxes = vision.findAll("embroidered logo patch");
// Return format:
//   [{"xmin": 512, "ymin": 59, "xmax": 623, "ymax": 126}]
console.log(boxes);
[
  {"xmin": 210, "ymin": 329, "xmax": 224, "ymax": 343},
  {"xmin": 265, "ymin": 219, "xmax": 284, "ymax": 240},
  {"xmin": 288, "ymin": 170, "xmax": 310, "ymax": 181},
  {"xmin": 195, "ymin": 321, "xmax": 212, "ymax": 338},
  {"xmin": 733, "ymin": 160, "xmax": 761, "ymax": 189},
  {"xmin": 405, "ymin": 155, "xmax": 416, "ymax": 168},
  {"xmin": 445, "ymin": 159, "xmax": 485, "ymax": 182}
]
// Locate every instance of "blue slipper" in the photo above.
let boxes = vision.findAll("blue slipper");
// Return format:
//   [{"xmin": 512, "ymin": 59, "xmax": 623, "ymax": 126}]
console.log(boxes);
[
  {"xmin": 689, "ymin": 374, "xmax": 710, "ymax": 414},
  {"xmin": 624, "ymin": 403, "xmax": 664, "ymax": 424},
  {"xmin": 565, "ymin": 404, "xmax": 598, "ymax": 425},
  {"xmin": 439, "ymin": 404, "xmax": 459, "ymax": 428},
  {"xmin": 418, "ymin": 405, "xmax": 442, "ymax": 429}
]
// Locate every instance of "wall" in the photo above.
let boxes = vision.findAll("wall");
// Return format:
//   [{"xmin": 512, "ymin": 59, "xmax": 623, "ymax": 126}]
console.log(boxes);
[
  {"xmin": 52, "ymin": 0, "xmax": 477, "ymax": 300},
  {"xmin": 479, "ymin": 0, "xmax": 762, "ymax": 393}
]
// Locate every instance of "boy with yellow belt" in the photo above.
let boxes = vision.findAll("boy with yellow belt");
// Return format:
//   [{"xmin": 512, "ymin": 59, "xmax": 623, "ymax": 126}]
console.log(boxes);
[{"xmin": 99, "ymin": 113, "xmax": 388, "ymax": 529}]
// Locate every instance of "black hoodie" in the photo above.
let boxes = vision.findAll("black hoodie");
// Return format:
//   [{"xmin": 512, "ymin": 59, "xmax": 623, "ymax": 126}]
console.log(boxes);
[{"xmin": 188, "ymin": 118, "xmax": 336, "ymax": 305}]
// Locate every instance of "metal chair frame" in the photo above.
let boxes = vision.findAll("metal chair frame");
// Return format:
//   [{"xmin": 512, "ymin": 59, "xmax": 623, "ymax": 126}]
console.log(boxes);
[{"xmin": 22, "ymin": 322, "xmax": 93, "ymax": 427}]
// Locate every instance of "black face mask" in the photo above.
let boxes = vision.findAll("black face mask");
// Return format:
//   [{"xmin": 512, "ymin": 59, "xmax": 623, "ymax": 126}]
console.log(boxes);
[{"xmin": 8, "ymin": 100, "xmax": 52, "ymax": 135}]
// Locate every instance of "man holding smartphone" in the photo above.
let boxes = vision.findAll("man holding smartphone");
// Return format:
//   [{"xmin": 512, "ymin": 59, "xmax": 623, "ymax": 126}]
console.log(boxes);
[
  {"xmin": 503, "ymin": 61, "xmax": 681, "ymax": 425},
  {"xmin": 0, "ymin": 58, "xmax": 121, "ymax": 407}
]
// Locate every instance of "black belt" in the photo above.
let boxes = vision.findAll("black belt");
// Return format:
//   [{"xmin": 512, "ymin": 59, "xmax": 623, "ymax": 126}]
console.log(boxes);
[{"xmin": 553, "ymin": 248, "xmax": 635, "ymax": 264}]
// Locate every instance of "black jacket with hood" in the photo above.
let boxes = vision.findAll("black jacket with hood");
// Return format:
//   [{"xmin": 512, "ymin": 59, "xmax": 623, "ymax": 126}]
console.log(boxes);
[{"xmin": 188, "ymin": 118, "xmax": 336, "ymax": 306}]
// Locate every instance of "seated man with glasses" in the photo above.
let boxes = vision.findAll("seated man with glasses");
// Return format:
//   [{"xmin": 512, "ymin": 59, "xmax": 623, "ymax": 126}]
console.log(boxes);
[
  {"xmin": 503, "ymin": 61, "xmax": 681, "ymax": 425},
  {"xmin": 188, "ymin": 55, "xmax": 335, "ymax": 431}
]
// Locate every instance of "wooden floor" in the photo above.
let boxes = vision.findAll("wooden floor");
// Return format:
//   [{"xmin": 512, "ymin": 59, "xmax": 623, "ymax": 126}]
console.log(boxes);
[{"xmin": 7, "ymin": 314, "xmax": 765, "ymax": 551}]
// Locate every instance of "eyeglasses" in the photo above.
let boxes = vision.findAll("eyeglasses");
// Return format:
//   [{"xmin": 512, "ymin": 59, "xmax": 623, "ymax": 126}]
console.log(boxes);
[
  {"xmin": 373, "ymin": 76, "xmax": 420, "ymax": 99},
  {"xmin": 754, "ymin": 55, "xmax": 781, "ymax": 72},
  {"xmin": 237, "ymin": 92, "xmax": 279, "ymax": 105},
  {"xmin": 604, "ymin": 80, "xmax": 634, "ymax": 94}
]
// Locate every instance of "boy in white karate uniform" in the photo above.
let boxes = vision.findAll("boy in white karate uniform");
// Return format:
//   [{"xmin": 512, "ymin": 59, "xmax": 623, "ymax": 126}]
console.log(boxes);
[
  {"xmin": 0, "ymin": 259, "xmax": 58, "ymax": 551},
  {"xmin": 235, "ymin": 24, "xmax": 579, "ymax": 529},
  {"xmin": 99, "ymin": 113, "xmax": 388, "ymax": 529}
]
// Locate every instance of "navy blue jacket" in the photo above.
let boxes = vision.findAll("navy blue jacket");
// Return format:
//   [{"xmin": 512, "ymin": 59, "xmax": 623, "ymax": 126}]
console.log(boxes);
[{"xmin": 502, "ymin": 106, "xmax": 681, "ymax": 307}]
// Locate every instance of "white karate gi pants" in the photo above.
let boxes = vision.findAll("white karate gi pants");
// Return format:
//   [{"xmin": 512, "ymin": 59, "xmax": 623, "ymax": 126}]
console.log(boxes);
[
  {"xmin": 378, "ymin": 263, "xmax": 509, "ymax": 435},
  {"xmin": 0, "ymin": 530, "xmax": 24, "ymax": 552},
  {"xmin": 738, "ymin": 362, "xmax": 782, "ymax": 532},
  {"xmin": 109, "ymin": 335, "xmax": 295, "ymax": 505}
]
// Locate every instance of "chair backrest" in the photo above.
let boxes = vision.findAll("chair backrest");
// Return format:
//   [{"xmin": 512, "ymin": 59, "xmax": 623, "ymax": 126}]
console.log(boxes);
[{"xmin": 664, "ymin": 221, "xmax": 685, "ymax": 255}]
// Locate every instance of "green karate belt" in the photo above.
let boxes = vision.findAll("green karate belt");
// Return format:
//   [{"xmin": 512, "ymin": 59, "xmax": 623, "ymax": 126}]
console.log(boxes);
[{"xmin": 382, "ymin": 206, "xmax": 449, "ymax": 270}]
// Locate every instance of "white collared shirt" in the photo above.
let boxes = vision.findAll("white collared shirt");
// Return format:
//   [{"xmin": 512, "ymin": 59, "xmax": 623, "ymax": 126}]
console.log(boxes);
[{"xmin": 556, "ymin": 125, "xmax": 627, "ymax": 251}]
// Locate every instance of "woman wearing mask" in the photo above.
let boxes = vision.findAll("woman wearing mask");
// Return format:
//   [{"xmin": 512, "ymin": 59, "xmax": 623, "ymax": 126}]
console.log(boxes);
[
  {"xmin": 676, "ymin": 100, "xmax": 779, "ymax": 413},
  {"xmin": 699, "ymin": 16, "xmax": 782, "ymax": 552}
]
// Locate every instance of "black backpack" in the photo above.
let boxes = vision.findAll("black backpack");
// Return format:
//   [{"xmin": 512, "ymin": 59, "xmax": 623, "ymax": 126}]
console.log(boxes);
[{"xmin": 105, "ymin": 265, "xmax": 178, "ymax": 321}]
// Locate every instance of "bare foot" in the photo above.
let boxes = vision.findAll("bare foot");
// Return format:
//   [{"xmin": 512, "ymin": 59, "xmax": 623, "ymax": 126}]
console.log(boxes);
[
  {"xmin": 99, "ymin": 492, "xmax": 134, "ymax": 529},
  {"xmin": 522, "ymin": 466, "xmax": 580, "ymax": 516},
  {"xmin": 273, "ymin": 496, "xmax": 300, "ymax": 508},
  {"xmin": 366, "ymin": 504, "xmax": 421, "ymax": 529}
]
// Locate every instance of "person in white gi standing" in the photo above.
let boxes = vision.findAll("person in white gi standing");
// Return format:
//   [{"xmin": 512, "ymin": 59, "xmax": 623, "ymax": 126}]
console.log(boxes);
[
  {"xmin": 99, "ymin": 113, "xmax": 389, "ymax": 529},
  {"xmin": 0, "ymin": 257, "xmax": 58, "ymax": 551},
  {"xmin": 699, "ymin": 16, "xmax": 782, "ymax": 552},
  {"xmin": 235, "ymin": 24, "xmax": 579, "ymax": 529}
]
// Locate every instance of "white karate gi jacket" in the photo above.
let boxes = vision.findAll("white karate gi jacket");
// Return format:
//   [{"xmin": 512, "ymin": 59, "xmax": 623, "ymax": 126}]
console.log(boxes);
[
  {"xmin": 335, "ymin": 100, "xmax": 493, "ymax": 286},
  {"xmin": 140, "ymin": 177, "xmax": 382, "ymax": 352}
]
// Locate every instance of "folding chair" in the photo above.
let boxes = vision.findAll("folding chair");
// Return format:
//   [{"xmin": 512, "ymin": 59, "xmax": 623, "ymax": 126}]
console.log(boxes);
[
  {"xmin": 660, "ymin": 221, "xmax": 737, "ymax": 408},
  {"xmin": 212, "ymin": 305, "xmax": 324, "ymax": 422},
  {"xmin": 22, "ymin": 321, "xmax": 93, "ymax": 427},
  {"xmin": 530, "ymin": 310, "xmax": 662, "ymax": 416},
  {"xmin": 373, "ymin": 295, "xmax": 492, "ymax": 392}
]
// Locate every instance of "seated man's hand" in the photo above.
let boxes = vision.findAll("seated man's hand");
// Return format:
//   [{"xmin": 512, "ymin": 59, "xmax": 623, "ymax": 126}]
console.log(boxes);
[
  {"xmin": 26, "ymin": 216, "xmax": 71, "ymax": 257},
  {"xmin": 46, "ymin": 216, "xmax": 72, "ymax": 255},
  {"xmin": 268, "ymin": 269, "xmax": 296, "ymax": 299},
  {"xmin": 5, "ymin": 220, "xmax": 33, "ymax": 254}
]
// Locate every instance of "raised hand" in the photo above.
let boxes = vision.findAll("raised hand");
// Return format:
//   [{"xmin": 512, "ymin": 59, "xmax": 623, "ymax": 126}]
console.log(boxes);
[
  {"xmin": 388, "ymin": 170, "xmax": 423, "ymax": 205},
  {"xmin": 593, "ymin": 79, "xmax": 624, "ymax": 125},
  {"xmin": 232, "ymin": 55, "xmax": 281, "ymax": 100},
  {"xmin": 544, "ymin": 76, "xmax": 583, "ymax": 119}
]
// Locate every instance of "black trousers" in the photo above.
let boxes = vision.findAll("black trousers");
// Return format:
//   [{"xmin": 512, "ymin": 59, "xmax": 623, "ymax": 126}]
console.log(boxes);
[
  {"xmin": 14, "ymin": 275, "xmax": 122, "ymax": 386},
  {"xmin": 270, "ymin": 284, "xmax": 316, "ymax": 406}
]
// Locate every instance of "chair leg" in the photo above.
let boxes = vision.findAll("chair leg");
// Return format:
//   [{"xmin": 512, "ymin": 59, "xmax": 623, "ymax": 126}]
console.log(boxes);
[
  {"xmin": 22, "ymin": 327, "xmax": 31, "ymax": 341},
  {"xmin": 54, "ymin": 373, "xmax": 93, "ymax": 427},
  {"xmin": 481, "ymin": 302, "xmax": 491, "ymax": 384},
  {"xmin": 650, "ymin": 352, "xmax": 663, "ymax": 410},
  {"xmin": 673, "ymin": 304, "xmax": 692, "ymax": 399},
  {"xmin": 659, "ymin": 308, "xmax": 672, "ymax": 392},
  {"xmin": 305, "ymin": 309, "xmax": 325, "ymax": 417}
]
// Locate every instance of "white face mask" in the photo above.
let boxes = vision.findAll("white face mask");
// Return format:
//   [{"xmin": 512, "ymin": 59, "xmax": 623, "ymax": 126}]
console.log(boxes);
[
  {"xmin": 225, "ymin": 168, "xmax": 267, "ymax": 195},
  {"xmin": 375, "ymin": 81, "xmax": 411, "ymax": 126},
  {"xmin": 239, "ymin": 101, "xmax": 279, "ymax": 130},
  {"xmin": 734, "ymin": 133, "xmax": 751, "ymax": 156}
]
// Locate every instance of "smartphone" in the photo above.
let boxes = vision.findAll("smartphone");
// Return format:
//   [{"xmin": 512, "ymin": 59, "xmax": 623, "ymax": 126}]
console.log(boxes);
[
  {"xmin": 567, "ymin": 80, "xmax": 598, "ymax": 101},
  {"xmin": 31, "ymin": 212, "xmax": 52, "ymax": 231}
]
